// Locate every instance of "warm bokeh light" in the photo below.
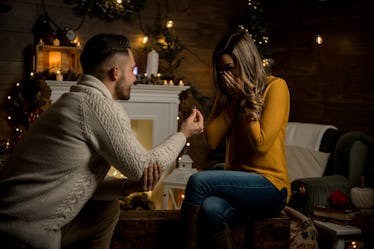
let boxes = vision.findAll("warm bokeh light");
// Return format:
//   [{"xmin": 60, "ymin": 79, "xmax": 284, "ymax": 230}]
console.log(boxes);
[
  {"xmin": 49, "ymin": 51, "xmax": 62, "ymax": 73},
  {"xmin": 316, "ymin": 34, "xmax": 323, "ymax": 45},
  {"xmin": 142, "ymin": 35, "xmax": 148, "ymax": 44},
  {"xmin": 166, "ymin": 19, "xmax": 174, "ymax": 28}
]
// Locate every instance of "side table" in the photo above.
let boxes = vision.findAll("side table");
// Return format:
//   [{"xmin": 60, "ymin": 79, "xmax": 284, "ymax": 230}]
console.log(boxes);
[{"xmin": 314, "ymin": 220, "xmax": 362, "ymax": 249}]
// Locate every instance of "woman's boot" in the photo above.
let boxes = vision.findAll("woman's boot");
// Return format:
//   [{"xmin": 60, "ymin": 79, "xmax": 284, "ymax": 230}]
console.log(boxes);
[{"xmin": 180, "ymin": 201, "xmax": 201, "ymax": 249}]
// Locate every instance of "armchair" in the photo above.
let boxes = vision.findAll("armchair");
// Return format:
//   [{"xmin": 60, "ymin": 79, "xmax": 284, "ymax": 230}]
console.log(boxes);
[
  {"xmin": 287, "ymin": 122, "xmax": 374, "ymax": 216},
  {"xmin": 207, "ymin": 121, "xmax": 374, "ymax": 216}
]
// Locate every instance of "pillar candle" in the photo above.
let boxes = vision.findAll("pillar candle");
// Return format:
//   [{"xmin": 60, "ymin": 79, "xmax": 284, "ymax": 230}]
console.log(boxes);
[{"xmin": 146, "ymin": 49, "xmax": 159, "ymax": 77}]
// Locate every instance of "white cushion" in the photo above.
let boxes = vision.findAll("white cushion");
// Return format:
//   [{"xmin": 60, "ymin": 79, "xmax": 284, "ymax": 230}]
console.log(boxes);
[{"xmin": 286, "ymin": 145, "xmax": 330, "ymax": 182}]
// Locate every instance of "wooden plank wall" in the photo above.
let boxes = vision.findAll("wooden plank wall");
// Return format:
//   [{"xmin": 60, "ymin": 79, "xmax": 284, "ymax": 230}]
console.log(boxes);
[
  {"xmin": 261, "ymin": 0, "xmax": 374, "ymax": 135},
  {"xmin": 0, "ymin": 0, "xmax": 373, "ymax": 166},
  {"xmin": 0, "ymin": 0, "xmax": 240, "ymax": 139}
]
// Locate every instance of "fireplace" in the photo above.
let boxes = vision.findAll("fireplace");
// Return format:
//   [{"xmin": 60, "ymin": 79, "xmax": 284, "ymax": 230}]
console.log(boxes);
[{"xmin": 46, "ymin": 80, "xmax": 189, "ymax": 209}]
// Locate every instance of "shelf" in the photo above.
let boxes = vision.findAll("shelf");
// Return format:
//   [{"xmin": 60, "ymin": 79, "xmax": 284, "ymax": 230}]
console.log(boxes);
[{"xmin": 31, "ymin": 44, "xmax": 82, "ymax": 75}]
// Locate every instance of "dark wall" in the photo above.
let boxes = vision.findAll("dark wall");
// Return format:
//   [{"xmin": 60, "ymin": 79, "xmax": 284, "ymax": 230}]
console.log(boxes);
[{"xmin": 262, "ymin": 0, "xmax": 374, "ymax": 134}]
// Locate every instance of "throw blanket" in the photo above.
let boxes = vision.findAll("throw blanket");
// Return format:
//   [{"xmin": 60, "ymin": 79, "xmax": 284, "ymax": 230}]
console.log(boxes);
[{"xmin": 285, "ymin": 122, "xmax": 336, "ymax": 151}]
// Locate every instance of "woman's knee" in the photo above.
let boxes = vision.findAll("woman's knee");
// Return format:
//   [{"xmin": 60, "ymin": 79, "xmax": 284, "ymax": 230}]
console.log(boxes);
[
  {"xmin": 200, "ymin": 197, "xmax": 237, "ymax": 232},
  {"xmin": 187, "ymin": 171, "xmax": 209, "ymax": 187}
]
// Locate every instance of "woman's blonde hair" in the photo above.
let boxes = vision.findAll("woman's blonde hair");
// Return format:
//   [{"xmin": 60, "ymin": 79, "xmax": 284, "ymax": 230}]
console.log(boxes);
[{"xmin": 212, "ymin": 31, "xmax": 267, "ymax": 120}]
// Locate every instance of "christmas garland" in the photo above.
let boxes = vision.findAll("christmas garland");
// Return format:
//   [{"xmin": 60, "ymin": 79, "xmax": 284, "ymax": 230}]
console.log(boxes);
[{"xmin": 63, "ymin": 0, "xmax": 147, "ymax": 20}]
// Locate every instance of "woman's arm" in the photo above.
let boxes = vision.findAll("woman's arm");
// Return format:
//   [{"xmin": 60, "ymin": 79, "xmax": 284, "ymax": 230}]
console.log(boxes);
[
  {"xmin": 205, "ymin": 93, "xmax": 238, "ymax": 150},
  {"xmin": 244, "ymin": 78, "xmax": 290, "ymax": 153}
]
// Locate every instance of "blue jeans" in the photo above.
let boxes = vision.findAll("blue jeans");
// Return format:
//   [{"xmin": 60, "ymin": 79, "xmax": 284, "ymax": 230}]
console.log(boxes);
[{"xmin": 183, "ymin": 170, "xmax": 287, "ymax": 233}]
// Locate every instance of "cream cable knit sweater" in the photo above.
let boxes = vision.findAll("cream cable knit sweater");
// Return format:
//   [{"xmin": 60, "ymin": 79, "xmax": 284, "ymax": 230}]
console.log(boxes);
[{"xmin": 0, "ymin": 75, "xmax": 186, "ymax": 249}]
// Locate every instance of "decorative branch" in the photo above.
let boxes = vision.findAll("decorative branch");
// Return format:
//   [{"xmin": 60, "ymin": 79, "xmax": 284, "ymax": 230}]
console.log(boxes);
[{"xmin": 64, "ymin": 0, "xmax": 147, "ymax": 21}]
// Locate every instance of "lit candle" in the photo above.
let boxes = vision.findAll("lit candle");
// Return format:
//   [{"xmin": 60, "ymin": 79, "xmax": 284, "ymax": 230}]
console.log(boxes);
[
  {"xmin": 163, "ymin": 80, "xmax": 168, "ymax": 85},
  {"xmin": 56, "ymin": 70, "xmax": 63, "ymax": 81},
  {"xmin": 169, "ymin": 80, "xmax": 174, "ymax": 85},
  {"xmin": 178, "ymin": 80, "xmax": 184, "ymax": 86},
  {"xmin": 53, "ymin": 38, "xmax": 60, "ymax": 46},
  {"xmin": 146, "ymin": 49, "xmax": 159, "ymax": 77}
]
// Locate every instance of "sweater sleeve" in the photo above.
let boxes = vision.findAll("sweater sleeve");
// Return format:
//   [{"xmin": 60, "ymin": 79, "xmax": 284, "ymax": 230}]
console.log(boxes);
[
  {"xmin": 82, "ymin": 94, "xmax": 186, "ymax": 181},
  {"xmin": 244, "ymin": 78, "xmax": 290, "ymax": 153},
  {"xmin": 205, "ymin": 93, "xmax": 237, "ymax": 150}
]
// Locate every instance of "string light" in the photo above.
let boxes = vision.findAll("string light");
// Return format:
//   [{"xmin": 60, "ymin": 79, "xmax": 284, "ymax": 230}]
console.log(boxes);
[
  {"xmin": 315, "ymin": 34, "xmax": 323, "ymax": 45},
  {"xmin": 110, "ymin": 168, "xmax": 124, "ymax": 178},
  {"xmin": 262, "ymin": 58, "xmax": 270, "ymax": 67},
  {"xmin": 166, "ymin": 19, "xmax": 174, "ymax": 28},
  {"xmin": 142, "ymin": 35, "xmax": 148, "ymax": 44}
]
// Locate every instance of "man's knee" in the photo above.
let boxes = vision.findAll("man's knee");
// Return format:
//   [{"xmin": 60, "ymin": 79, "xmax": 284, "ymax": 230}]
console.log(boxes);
[{"xmin": 92, "ymin": 200, "xmax": 120, "ymax": 224}]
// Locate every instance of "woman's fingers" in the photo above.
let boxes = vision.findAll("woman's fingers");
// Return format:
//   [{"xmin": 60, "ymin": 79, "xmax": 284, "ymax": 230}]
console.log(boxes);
[{"xmin": 222, "ymin": 71, "xmax": 243, "ymax": 99}]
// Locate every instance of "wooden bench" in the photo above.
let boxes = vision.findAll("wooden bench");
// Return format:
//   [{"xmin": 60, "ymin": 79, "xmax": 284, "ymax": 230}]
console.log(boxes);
[{"xmin": 111, "ymin": 210, "xmax": 290, "ymax": 249}]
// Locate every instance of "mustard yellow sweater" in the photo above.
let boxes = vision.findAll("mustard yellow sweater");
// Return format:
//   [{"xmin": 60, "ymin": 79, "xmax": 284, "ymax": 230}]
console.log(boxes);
[{"xmin": 205, "ymin": 76, "xmax": 291, "ymax": 202}]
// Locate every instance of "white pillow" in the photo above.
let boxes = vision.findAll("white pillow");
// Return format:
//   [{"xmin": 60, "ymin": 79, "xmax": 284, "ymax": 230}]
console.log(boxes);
[{"xmin": 285, "ymin": 145, "xmax": 330, "ymax": 182}]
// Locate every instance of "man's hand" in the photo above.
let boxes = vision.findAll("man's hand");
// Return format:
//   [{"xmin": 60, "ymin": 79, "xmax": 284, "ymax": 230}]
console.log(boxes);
[
  {"xmin": 180, "ymin": 108, "xmax": 204, "ymax": 139},
  {"xmin": 122, "ymin": 162, "xmax": 162, "ymax": 195},
  {"xmin": 141, "ymin": 162, "xmax": 161, "ymax": 192}
]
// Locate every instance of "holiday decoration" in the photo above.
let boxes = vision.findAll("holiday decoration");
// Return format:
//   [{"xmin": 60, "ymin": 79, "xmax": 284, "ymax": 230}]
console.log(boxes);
[
  {"xmin": 141, "ymin": 15, "xmax": 185, "ymax": 82},
  {"xmin": 351, "ymin": 177, "xmax": 374, "ymax": 209},
  {"xmin": 328, "ymin": 190, "xmax": 349, "ymax": 210},
  {"xmin": 238, "ymin": 0, "xmax": 272, "ymax": 69},
  {"xmin": 63, "ymin": 0, "xmax": 147, "ymax": 20},
  {"xmin": 0, "ymin": 73, "xmax": 50, "ymax": 153},
  {"xmin": 146, "ymin": 49, "xmax": 159, "ymax": 77},
  {"xmin": 120, "ymin": 192, "xmax": 155, "ymax": 210}
]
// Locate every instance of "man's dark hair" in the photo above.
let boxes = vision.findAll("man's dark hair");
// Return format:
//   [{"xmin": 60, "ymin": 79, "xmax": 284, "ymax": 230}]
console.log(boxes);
[{"xmin": 80, "ymin": 34, "xmax": 131, "ymax": 76}]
